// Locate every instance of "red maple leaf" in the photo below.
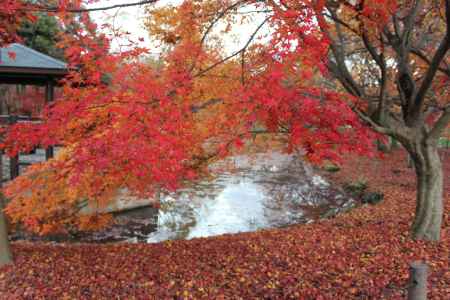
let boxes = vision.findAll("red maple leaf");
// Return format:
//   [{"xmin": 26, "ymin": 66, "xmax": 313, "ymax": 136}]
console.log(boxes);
[{"xmin": 7, "ymin": 51, "xmax": 16, "ymax": 60}]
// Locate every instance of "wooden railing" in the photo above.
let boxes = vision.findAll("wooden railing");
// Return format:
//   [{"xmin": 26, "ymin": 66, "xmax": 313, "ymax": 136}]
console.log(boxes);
[{"xmin": 0, "ymin": 114, "xmax": 53, "ymax": 182}]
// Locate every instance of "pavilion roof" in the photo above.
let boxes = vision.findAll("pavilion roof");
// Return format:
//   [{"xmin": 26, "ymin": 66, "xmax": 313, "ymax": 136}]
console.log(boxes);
[{"xmin": 0, "ymin": 43, "xmax": 68, "ymax": 85}]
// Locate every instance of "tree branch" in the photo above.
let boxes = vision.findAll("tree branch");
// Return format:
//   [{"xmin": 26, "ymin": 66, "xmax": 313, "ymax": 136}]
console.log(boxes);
[
  {"xmin": 199, "ymin": 0, "xmax": 248, "ymax": 47},
  {"xmin": 188, "ymin": 0, "xmax": 248, "ymax": 73},
  {"xmin": 194, "ymin": 17, "xmax": 269, "ymax": 78},
  {"xmin": 361, "ymin": 30, "xmax": 389, "ymax": 121},
  {"xmin": 411, "ymin": 48, "xmax": 450, "ymax": 77},
  {"xmin": 427, "ymin": 105, "xmax": 450, "ymax": 142},
  {"xmin": 322, "ymin": 7, "xmax": 364, "ymax": 97},
  {"xmin": 410, "ymin": 0, "xmax": 450, "ymax": 120},
  {"xmin": 402, "ymin": 0, "xmax": 422, "ymax": 47},
  {"xmin": 352, "ymin": 107, "xmax": 395, "ymax": 136},
  {"xmin": 22, "ymin": 0, "xmax": 159, "ymax": 13},
  {"xmin": 190, "ymin": 98, "xmax": 223, "ymax": 112}
]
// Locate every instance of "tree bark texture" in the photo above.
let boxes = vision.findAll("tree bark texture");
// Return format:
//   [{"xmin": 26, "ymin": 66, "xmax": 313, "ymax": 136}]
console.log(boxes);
[{"xmin": 406, "ymin": 139, "xmax": 444, "ymax": 241}]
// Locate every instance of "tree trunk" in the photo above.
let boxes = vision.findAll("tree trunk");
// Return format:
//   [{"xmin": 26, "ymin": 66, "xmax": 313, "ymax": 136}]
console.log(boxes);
[
  {"xmin": 407, "ymin": 141, "xmax": 443, "ymax": 241},
  {"xmin": 0, "ymin": 195, "xmax": 12, "ymax": 267}
]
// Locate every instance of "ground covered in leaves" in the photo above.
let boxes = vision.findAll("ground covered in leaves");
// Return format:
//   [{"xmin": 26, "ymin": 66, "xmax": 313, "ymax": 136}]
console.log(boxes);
[{"xmin": 0, "ymin": 150, "xmax": 449, "ymax": 299}]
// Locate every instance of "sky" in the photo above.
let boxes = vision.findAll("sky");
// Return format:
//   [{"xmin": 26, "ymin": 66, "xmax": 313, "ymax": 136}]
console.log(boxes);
[
  {"xmin": 88, "ymin": 0, "xmax": 160, "ymax": 53},
  {"xmin": 88, "ymin": 0, "xmax": 268, "ymax": 56}
]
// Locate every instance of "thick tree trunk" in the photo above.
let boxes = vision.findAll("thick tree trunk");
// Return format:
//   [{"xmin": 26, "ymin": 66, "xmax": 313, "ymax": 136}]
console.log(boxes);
[
  {"xmin": 0, "ymin": 195, "xmax": 12, "ymax": 267},
  {"xmin": 407, "ymin": 141, "xmax": 443, "ymax": 241}
]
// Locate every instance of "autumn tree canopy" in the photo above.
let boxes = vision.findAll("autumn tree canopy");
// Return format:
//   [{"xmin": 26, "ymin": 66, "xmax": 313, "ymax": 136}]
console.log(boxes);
[{"xmin": 0, "ymin": 0, "xmax": 448, "ymax": 241}]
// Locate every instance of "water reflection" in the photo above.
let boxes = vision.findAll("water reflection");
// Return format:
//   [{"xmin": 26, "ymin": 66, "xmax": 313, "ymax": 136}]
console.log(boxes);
[
  {"xmin": 7, "ymin": 151, "xmax": 353, "ymax": 243},
  {"xmin": 147, "ymin": 152, "xmax": 353, "ymax": 243}
]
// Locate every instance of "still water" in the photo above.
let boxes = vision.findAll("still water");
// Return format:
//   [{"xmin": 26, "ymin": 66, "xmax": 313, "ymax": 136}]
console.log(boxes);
[{"xmin": 146, "ymin": 152, "xmax": 353, "ymax": 243}]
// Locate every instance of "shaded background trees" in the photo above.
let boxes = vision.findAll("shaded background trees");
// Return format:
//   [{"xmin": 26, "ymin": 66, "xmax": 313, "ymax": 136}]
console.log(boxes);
[{"xmin": 17, "ymin": 13, "xmax": 64, "ymax": 59}]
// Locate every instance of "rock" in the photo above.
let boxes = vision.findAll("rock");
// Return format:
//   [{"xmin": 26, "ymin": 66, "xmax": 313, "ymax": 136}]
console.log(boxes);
[
  {"xmin": 80, "ymin": 188, "xmax": 159, "ymax": 215},
  {"xmin": 361, "ymin": 192, "xmax": 384, "ymax": 205}
]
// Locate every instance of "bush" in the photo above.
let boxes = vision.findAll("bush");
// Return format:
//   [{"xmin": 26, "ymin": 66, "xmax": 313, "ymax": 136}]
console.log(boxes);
[
  {"xmin": 361, "ymin": 192, "xmax": 384, "ymax": 205},
  {"xmin": 343, "ymin": 180, "xmax": 367, "ymax": 197},
  {"xmin": 323, "ymin": 163, "xmax": 341, "ymax": 173}
]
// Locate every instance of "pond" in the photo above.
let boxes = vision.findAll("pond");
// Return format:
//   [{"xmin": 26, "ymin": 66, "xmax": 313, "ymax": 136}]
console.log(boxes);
[
  {"xmin": 147, "ymin": 152, "xmax": 353, "ymax": 243},
  {"xmin": 8, "ymin": 151, "xmax": 354, "ymax": 243}
]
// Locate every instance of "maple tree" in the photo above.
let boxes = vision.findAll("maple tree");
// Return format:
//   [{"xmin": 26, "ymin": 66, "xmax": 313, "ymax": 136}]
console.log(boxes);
[
  {"xmin": 142, "ymin": 0, "xmax": 449, "ymax": 242},
  {"xmin": 307, "ymin": 0, "xmax": 449, "ymax": 242},
  {"xmin": 0, "ymin": 0, "xmax": 448, "ymax": 267}
]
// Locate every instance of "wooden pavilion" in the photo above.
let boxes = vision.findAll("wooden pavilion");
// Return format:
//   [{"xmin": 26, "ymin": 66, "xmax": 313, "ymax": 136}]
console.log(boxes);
[{"xmin": 0, "ymin": 43, "xmax": 68, "ymax": 181}]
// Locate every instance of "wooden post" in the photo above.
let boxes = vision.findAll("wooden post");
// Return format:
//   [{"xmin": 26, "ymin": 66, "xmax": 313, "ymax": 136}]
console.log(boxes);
[
  {"xmin": 408, "ymin": 261, "xmax": 428, "ymax": 300},
  {"xmin": 152, "ymin": 187, "xmax": 161, "ymax": 225},
  {"xmin": 0, "ymin": 150, "xmax": 2, "ymax": 185},
  {"xmin": 45, "ymin": 80, "xmax": 54, "ymax": 160},
  {"xmin": 8, "ymin": 115, "xmax": 19, "ymax": 179},
  {"xmin": 45, "ymin": 146, "xmax": 54, "ymax": 160},
  {"xmin": 9, "ymin": 156, "xmax": 18, "ymax": 180},
  {"xmin": 0, "ymin": 193, "xmax": 12, "ymax": 267},
  {"xmin": 0, "ymin": 158, "xmax": 12, "ymax": 266}
]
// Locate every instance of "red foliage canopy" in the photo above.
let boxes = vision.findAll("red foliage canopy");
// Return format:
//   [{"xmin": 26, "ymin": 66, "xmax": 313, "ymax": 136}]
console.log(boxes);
[{"xmin": 0, "ymin": 0, "xmax": 380, "ymax": 232}]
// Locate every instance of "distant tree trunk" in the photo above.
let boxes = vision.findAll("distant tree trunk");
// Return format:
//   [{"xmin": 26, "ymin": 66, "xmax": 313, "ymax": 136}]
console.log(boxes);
[
  {"xmin": 406, "ymin": 139, "xmax": 443, "ymax": 241},
  {"xmin": 0, "ymin": 194, "xmax": 12, "ymax": 267}
]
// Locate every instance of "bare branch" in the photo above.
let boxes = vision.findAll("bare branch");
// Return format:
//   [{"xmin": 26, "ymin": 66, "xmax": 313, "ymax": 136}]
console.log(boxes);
[
  {"xmin": 428, "ymin": 105, "xmax": 450, "ymax": 142},
  {"xmin": 411, "ymin": 48, "xmax": 450, "ymax": 77},
  {"xmin": 200, "ymin": 0, "xmax": 248, "ymax": 47},
  {"xmin": 194, "ymin": 17, "xmax": 269, "ymax": 78},
  {"xmin": 402, "ymin": 0, "xmax": 422, "ymax": 47},
  {"xmin": 190, "ymin": 98, "xmax": 223, "ymax": 112},
  {"xmin": 321, "ymin": 12, "xmax": 359, "ymax": 36},
  {"xmin": 322, "ymin": 7, "xmax": 364, "ymax": 97},
  {"xmin": 21, "ymin": 0, "xmax": 158, "ymax": 13},
  {"xmin": 188, "ymin": 0, "xmax": 248, "ymax": 73},
  {"xmin": 361, "ymin": 31, "xmax": 383, "ymax": 69},
  {"xmin": 410, "ymin": 0, "xmax": 450, "ymax": 119},
  {"xmin": 352, "ymin": 107, "xmax": 395, "ymax": 136}
]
